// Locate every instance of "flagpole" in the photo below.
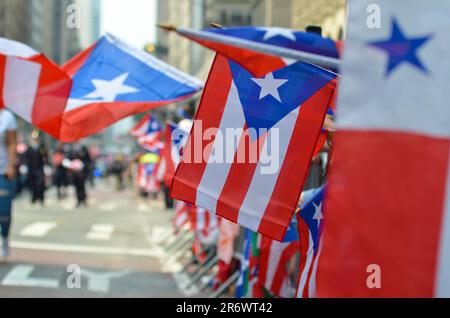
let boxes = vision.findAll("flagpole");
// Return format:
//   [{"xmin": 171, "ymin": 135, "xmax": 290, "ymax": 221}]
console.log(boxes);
[{"xmin": 157, "ymin": 24, "xmax": 341, "ymax": 72}]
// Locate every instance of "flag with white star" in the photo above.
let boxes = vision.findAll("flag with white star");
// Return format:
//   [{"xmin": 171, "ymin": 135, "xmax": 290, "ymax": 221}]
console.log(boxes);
[
  {"xmin": 4, "ymin": 33, "xmax": 203, "ymax": 142},
  {"xmin": 179, "ymin": 26, "xmax": 342, "ymax": 76},
  {"xmin": 318, "ymin": 0, "xmax": 450, "ymax": 298},
  {"xmin": 296, "ymin": 186, "xmax": 325, "ymax": 299},
  {"xmin": 60, "ymin": 34, "xmax": 203, "ymax": 141},
  {"xmin": 171, "ymin": 52, "xmax": 336, "ymax": 241}
]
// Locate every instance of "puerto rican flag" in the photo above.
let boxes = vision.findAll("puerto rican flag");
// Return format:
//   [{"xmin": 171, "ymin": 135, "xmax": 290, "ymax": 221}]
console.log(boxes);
[
  {"xmin": 156, "ymin": 122, "xmax": 191, "ymax": 187},
  {"xmin": 236, "ymin": 230, "xmax": 263, "ymax": 298},
  {"xmin": 296, "ymin": 186, "xmax": 325, "ymax": 298},
  {"xmin": 175, "ymin": 26, "xmax": 342, "ymax": 77},
  {"xmin": 0, "ymin": 38, "xmax": 72, "ymax": 136},
  {"xmin": 188, "ymin": 206, "xmax": 220, "ymax": 245},
  {"xmin": 130, "ymin": 114, "xmax": 163, "ymax": 152},
  {"xmin": 259, "ymin": 219, "xmax": 300, "ymax": 298},
  {"xmin": 318, "ymin": 0, "xmax": 450, "ymax": 297},
  {"xmin": 1, "ymin": 34, "xmax": 203, "ymax": 142},
  {"xmin": 171, "ymin": 53, "xmax": 336, "ymax": 241},
  {"xmin": 173, "ymin": 201, "xmax": 190, "ymax": 232}
]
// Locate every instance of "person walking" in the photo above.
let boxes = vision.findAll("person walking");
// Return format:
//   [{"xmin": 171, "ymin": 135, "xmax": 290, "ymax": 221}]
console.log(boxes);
[
  {"xmin": 53, "ymin": 144, "xmax": 68, "ymax": 200},
  {"xmin": 0, "ymin": 109, "xmax": 17, "ymax": 260},
  {"xmin": 24, "ymin": 137, "xmax": 48, "ymax": 205},
  {"xmin": 69, "ymin": 145, "xmax": 91, "ymax": 208}
]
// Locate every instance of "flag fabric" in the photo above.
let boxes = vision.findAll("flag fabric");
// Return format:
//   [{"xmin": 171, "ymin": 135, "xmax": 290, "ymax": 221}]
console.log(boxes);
[
  {"xmin": 0, "ymin": 38, "xmax": 72, "ymax": 136},
  {"xmin": 2, "ymin": 34, "xmax": 203, "ymax": 141},
  {"xmin": 259, "ymin": 219, "xmax": 299, "ymax": 298},
  {"xmin": 157, "ymin": 121, "xmax": 191, "ymax": 187},
  {"xmin": 176, "ymin": 26, "xmax": 342, "ymax": 77},
  {"xmin": 296, "ymin": 186, "xmax": 325, "ymax": 298},
  {"xmin": 173, "ymin": 201, "xmax": 191, "ymax": 232},
  {"xmin": 317, "ymin": 0, "xmax": 450, "ymax": 297},
  {"xmin": 214, "ymin": 219, "xmax": 240, "ymax": 289},
  {"xmin": 188, "ymin": 206, "xmax": 220, "ymax": 245},
  {"xmin": 236, "ymin": 230, "xmax": 263, "ymax": 298},
  {"xmin": 171, "ymin": 53, "xmax": 336, "ymax": 241},
  {"xmin": 130, "ymin": 114, "xmax": 163, "ymax": 152}
]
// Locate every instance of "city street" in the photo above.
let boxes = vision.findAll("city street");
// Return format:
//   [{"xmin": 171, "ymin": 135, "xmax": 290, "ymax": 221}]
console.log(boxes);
[{"xmin": 0, "ymin": 181, "xmax": 182, "ymax": 298}]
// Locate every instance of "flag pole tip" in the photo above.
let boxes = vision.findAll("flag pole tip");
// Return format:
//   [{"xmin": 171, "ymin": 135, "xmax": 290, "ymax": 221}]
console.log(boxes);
[
  {"xmin": 156, "ymin": 23, "xmax": 176, "ymax": 32},
  {"xmin": 210, "ymin": 23, "xmax": 225, "ymax": 29}
]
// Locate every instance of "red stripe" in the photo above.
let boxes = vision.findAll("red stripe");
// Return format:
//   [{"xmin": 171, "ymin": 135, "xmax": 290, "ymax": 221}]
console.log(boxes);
[
  {"xmin": 130, "ymin": 114, "xmax": 150, "ymax": 136},
  {"xmin": 257, "ymin": 237, "xmax": 272, "ymax": 290},
  {"xmin": 0, "ymin": 55, "xmax": 5, "ymax": 109},
  {"xmin": 302, "ymin": 252, "xmax": 317, "ymax": 298},
  {"xmin": 61, "ymin": 42, "xmax": 96, "ymax": 77},
  {"xmin": 185, "ymin": 36, "xmax": 286, "ymax": 77},
  {"xmin": 29, "ymin": 54, "xmax": 72, "ymax": 139},
  {"xmin": 258, "ymin": 82, "xmax": 335, "ymax": 241},
  {"xmin": 171, "ymin": 55, "xmax": 233, "ymax": 204},
  {"xmin": 60, "ymin": 97, "xmax": 190, "ymax": 142},
  {"xmin": 216, "ymin": 129, "xmax": 267, "ymax": 223},
  {"xmin": 318, "ymin": 131, "xmax": 450, "ymax": 297}
]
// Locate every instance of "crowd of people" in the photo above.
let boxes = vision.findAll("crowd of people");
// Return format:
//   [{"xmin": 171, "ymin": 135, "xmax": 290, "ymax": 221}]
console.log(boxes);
[{"xmin": 15, "ymin": 139, "xmax": 95, "ymax": 208}]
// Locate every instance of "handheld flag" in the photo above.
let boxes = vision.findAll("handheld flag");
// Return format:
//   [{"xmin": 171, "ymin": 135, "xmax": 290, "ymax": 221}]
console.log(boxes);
[
  {"xmin": 2, "ymin": 35, "xmax": 203, "ymax": 141},
  {"xmin": 259, "ymin": 219, "xmax": 300, "ymax": 298},
  {"xmin": 171, "ymin": 54, "xmax": 336, "ymax": 241},
  {"xmin": 296, "ymin": 186, "xmax": 325, "ymax": 298},
  {"xmin": 130, "ymin": 114, "xmax": 163, "ymax": 152},
  {"xmin": 160, "ymin": 25, "xmax": 341, "ymax": 74}
]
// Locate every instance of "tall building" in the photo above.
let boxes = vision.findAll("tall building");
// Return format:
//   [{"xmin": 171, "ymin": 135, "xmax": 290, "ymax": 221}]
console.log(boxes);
[
  {"xmin": 0, "ymin": 0, "xmax": 31, "ymax": 44},
  {"xmin": 156, "ymin": 0, "xmax": 206, "ymax": 75},
  {"xmin": 76, "ymin": 0, "xmax": 101, "ymax": 49},
  {"xmin": 290, "ymin": 0, "xmax": 346, "ymax": 40},
  {"xmin": 38, "ymin": 0, "xmax": 81, "ymax": 64}
]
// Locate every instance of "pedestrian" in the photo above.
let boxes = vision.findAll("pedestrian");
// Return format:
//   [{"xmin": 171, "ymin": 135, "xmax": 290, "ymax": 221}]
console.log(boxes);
[
  {"xmin": 0, "ymin": 109, "xmax": 17, "ymax": 259},
  {"xmin": 24, "ymin": 135, "xmax": 48, "ymax": 206},
  {"xmin": 52, "ymin": 144, "xmax": 68, "ymax": 199},
  {"xmin": 69, "ymin": 145, "xmax": 91, "ymax": 208}
]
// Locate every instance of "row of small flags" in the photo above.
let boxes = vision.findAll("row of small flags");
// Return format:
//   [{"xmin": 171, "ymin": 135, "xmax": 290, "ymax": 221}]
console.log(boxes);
[{"xmin": 1, "ymin": 0, "xmax": 449, "ymax": 297}]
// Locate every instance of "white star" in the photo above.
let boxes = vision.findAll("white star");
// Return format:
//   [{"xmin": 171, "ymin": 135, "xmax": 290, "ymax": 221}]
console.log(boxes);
[
  {"xmin": 84, "ymin": 73, "xmax": 138, "ymax": 101},
  {"xmin": 259, "ymin": 27, "xmax": 297, "ymax": 42},
  {"xmin": 313, "ymin": 201, "xmax": 324, "ymax": 228},
  {"xmin": 251, "ymin": 73, "xmax": 288, "ymax": 103}
]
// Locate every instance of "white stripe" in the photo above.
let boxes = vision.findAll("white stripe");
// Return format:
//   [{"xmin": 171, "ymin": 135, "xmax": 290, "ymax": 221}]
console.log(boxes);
[
  {"xmin": 308, "ymin": 253, "xmax": 319, "ymax": 298},
  {"xmin": 156, "ymin": 158, "xmax": 166, "ymax": 182},
  {"xmin": 86, "ymin": 224, "xmax": 115, "ymax": 241},
  {"xmin": 10, "ymin": 241, "xmax": 161, "ymax": 257},
  {"xmin": 4, "ymin": 57, "xmax": 41, "ymax": 122},
  {"xmin": 196, "ymin": 208, "xmax": 206, "ymax": 231},
  {"xmin": 265, "ymin": 241, "xmax": 284, "ymax": 289},
  {"xmin": 296, "ymin": 233, "xmax": 314, "ymax": 298},
  {"xmin": 105, "ymin": 33, "xmax": 204, "ymax": 89},
  {"xmin": 0, "ymin": 37, "xmax": 38, "ymax": 57},
  {"xmin": 20, "ymin": 222, "xmax": 57, "ymax": 238},
  {"xmin": 435, "ymin": 149, "xmax": 450, "ymax": 297},
  {"xmin": 195, "ymin": 82, "xmax": 246, "ymax": 212},
  {"xmin": 238, "ymin": 107, "xmax": 300, "ymax": 231}
]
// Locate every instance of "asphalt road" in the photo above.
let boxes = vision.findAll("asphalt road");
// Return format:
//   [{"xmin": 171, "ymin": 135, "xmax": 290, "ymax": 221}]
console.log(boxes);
[{"xmin": 0, "ymin": 180, "xmax": 183, "ymax": 298}]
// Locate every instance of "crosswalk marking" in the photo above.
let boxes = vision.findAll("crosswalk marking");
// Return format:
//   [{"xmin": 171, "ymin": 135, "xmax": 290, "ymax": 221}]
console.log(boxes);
[
  {"xmin": 10, "ymin": 241, "xmax": 162, "ymax": 257},
  {"xmin": 1, "ymin": 265, "xmax": 59, "ymax": 289},
  {"xmin": 86, "ymin": 224, "xmax": 115, "ymax": 241},
  {"xmin": 19, "ymin": 222, "xmax": 57, "ymax": 238}
]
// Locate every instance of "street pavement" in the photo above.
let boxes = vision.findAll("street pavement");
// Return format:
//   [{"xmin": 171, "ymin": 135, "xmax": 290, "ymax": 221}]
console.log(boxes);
[{"xmin": 0, "ymin": 180, "xmax": 183, "ymax": 298}]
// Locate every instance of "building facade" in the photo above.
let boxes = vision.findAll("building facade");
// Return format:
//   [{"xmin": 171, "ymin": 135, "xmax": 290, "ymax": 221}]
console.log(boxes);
[{"xmin": 0, "ymin": 0, "xmax": 31, "ymax": 44}]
